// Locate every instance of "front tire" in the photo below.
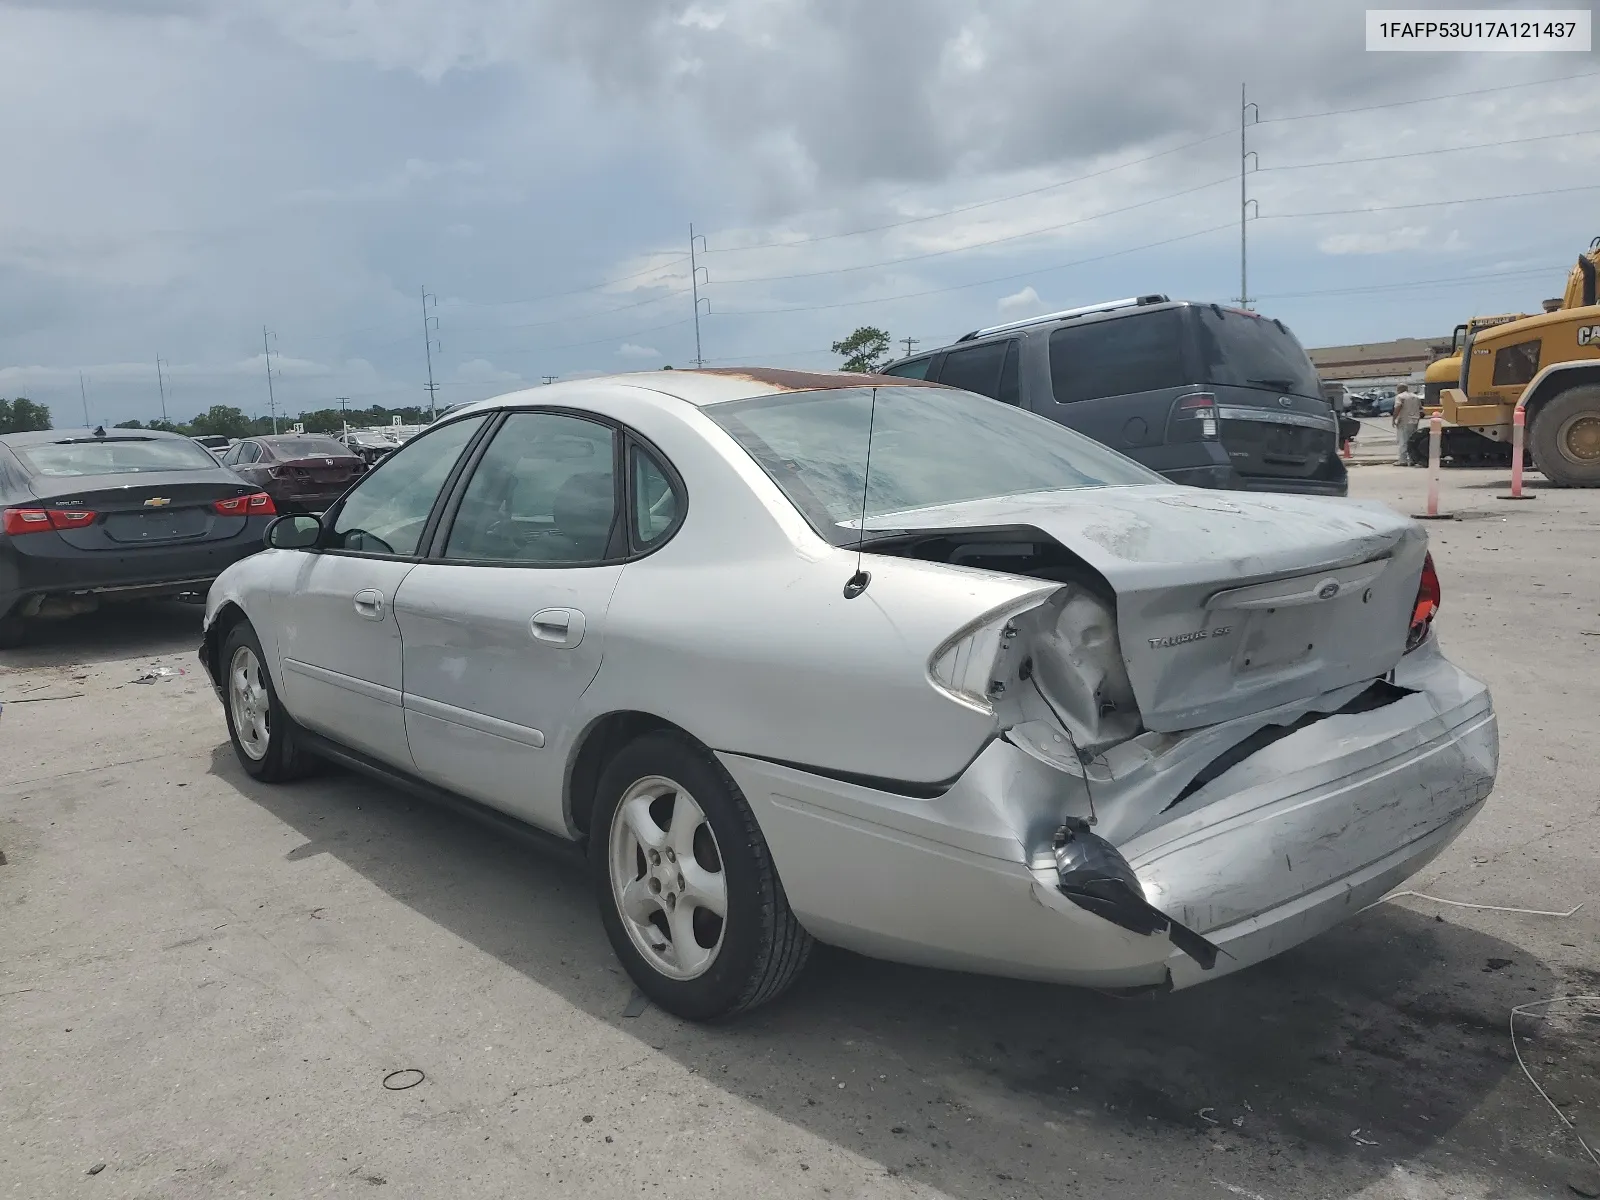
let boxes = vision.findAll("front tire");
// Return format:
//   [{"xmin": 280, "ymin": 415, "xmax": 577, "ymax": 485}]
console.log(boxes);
[
  {"xmin": 1531, "ymin": 385, "xmax": 1600, "ymax": 488},
  {"xmin": 220, "ymin": 619, "xmax": 317, "ymax": 782},
  {"xmin": 590, "ymin": 732, "xmax": 812, "ymax": 1020}
]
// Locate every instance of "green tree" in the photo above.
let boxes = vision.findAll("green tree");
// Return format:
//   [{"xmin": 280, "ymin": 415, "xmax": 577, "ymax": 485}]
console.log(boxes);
[
  {"xmin": 188, "ymin": 405, "xmax": 252, "ymax": 439},
  {"xmin": 0, "ymin": 397, "xmax": 53, "ymax": 433},
  {"xmin": 148, "ymin": 419, "xmax": 184, "ymax": 434},
  {"xmin": 114, "ymin": 419, "xmax": 145, "ymax": 429},
  {"xmin": 832, "ymin": 327, "xmax": 891, "ymax": 373}
]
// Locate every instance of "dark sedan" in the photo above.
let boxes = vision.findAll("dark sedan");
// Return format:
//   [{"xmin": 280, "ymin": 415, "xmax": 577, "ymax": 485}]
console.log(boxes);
[
  {"xmin": 219, "ymin": 434, "xmax": 366, "ymax": 514},
  {"xmin": 0, "ymin": 427, "xmax": 277, "ymax": 647}
]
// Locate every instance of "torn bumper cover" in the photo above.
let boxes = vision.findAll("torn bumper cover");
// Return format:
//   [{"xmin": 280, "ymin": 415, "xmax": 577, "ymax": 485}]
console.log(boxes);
[{"xmin": 716, "ymin": 638, "xmax": 1496, "ymax": 991}]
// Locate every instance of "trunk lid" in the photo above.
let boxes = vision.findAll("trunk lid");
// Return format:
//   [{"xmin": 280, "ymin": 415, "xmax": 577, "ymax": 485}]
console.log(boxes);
[
  {"xmin": 23, "ymin": 471, "xmax": 261, "ymax": 551},
  {"xmin": 864, "ymin": 485, "xmax": 1427, "ymax": 733},
  {"xmin": 273, "ymin": 451, "xmax": 364, "ymax": 487}
]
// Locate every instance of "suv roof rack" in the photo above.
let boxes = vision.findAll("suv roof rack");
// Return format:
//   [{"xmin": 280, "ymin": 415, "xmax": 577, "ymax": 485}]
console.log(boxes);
[{"xmin": 956, "ymin": 293, "xmax": 1170, "ymax": 342}]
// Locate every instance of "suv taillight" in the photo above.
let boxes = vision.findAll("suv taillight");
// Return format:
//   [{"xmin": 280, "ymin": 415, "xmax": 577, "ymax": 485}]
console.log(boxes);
[
  {"xmin": 1166, "ymin": 392, "xmax": 1218, "ymax": 442},
  {"xmin": 213, "ymin": 492, "xmax": 277, "ymax": 516},
  {"xmin": 3, "ymin": 508, "xmax": 96, "ymax": 535},
  {"xmin": 1406, "ymin": 552, "xmax": 1441, "ymax": 652}
]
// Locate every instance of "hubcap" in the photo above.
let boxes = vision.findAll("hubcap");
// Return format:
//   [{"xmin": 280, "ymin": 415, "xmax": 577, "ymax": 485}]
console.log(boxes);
[
  {"xmin": 228, "ymin": 645, "xmax": 271, "ymax": 761},
  {"xmin": 1558, "ymin": 412, "xmax": 1600, "ymax": 464},
  {"xmin": 607, "ymin": 775, "xmax": 727, "ymax": 980}
]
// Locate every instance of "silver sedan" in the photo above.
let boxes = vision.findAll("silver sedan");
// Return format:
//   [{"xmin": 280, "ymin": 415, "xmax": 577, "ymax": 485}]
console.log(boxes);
[{"xmin": 200, "ymin": 368, "xmax": 1497, "ymax": 1020}]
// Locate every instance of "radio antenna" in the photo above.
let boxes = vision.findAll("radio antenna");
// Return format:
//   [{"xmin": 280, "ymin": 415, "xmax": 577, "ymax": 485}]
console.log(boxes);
[{"xmin": 843, "ymin": 386, "xmax": 878, "ymax": 600}]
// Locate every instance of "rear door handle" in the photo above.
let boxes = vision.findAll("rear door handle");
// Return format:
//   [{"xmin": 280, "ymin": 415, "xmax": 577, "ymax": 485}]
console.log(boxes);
[
  {"xmin": 531, "ymin": 608, "xmax": 586, "ymax": 648},
  {"xmin": 353, "ymin": 589, "xmax": 386, "ymax": 620}
]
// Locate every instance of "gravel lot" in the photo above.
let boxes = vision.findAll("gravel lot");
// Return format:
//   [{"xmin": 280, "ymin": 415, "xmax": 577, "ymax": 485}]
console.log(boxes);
[{"xmin": 3, "ymin": 464, "xmax": 1597, "ymax": 1200}]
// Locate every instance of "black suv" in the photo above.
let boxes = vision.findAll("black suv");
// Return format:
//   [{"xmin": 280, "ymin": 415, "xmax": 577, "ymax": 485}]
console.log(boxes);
[{"xmin": 880, "ymin": 295, "xmax": 1346, "ymax": 495}]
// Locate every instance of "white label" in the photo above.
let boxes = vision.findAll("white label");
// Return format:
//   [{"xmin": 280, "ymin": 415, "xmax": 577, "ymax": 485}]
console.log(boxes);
[{"xmin": 1367, "ymin": 9, "xmax": 1591, "ymax": 50}]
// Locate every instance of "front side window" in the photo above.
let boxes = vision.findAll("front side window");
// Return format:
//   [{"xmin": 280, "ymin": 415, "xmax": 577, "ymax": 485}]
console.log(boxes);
[
  {"xmin": 15, "ymin": 436, "xmax": 221, "ymax": 477},
  {"xmin": 443, "ymin": 411, "xmax": 618, "ymax": 564},
  {"xmin": 329, "ymin": 415, "xmax": 488, "ymax": 556},
  {"xmin": 707, "ymin": 385, "xmax": 1158, "ymax": 545},
  {"xmin": 1050, "ymin": 310, "xmax": 1188, "ymax": 405}
]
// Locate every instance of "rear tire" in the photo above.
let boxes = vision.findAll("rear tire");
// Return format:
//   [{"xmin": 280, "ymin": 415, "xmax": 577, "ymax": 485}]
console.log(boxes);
[
  {"xmin": 220, "ymin": 619, "xmax": 317, "ymax": 782},
  {"xmin": 1530, "ymin": 385, "xmax": 1600, "ymax": 488},
  {"xmin": 590, "ymin": 731, "xmax": 812, "ymax": 1020}
]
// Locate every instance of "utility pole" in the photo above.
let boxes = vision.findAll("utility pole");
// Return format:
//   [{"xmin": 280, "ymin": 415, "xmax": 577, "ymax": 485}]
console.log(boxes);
[
  {"xmin": 78, "ymin": 372, "xmax": 91, "ymax": 426},
  {"xmin": 900, "ymin": 337, "xmax": 920, "ymax": 358},
  {"xmin": 689, "ymin": 224, "xmax": 709, "ymax": 369},
  {"xmin": 156, "ymin": 358, "xmax": 169, "ymax": 425},
  {"xmin": 337, "ymin": 396, "xmax": 350, "ymax": 438},
  {"xmin": 420, "ymin": 286, "xmax": 440, "ymax": 421},
  {"xmin": 263, "ymin": 326, "xmax": 279, "ymax": 433},
  {"xmin": 1240, "ymin": 83, "xmax": 1260, "ymax": 310},
  {"xmin": 541, "ymin": 375, "xmax": 558, "ymax": 386}
]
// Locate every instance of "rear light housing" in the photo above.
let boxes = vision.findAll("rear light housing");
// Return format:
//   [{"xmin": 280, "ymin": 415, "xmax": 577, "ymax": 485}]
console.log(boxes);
[
  {"xmin": 1166, "ymin": 392, "xmax": 1219, "ymax": 442},
  {"xmin": 928, "ymin": 594, "xmax": 1041, "ymax": 715},
  {"xmin": 1406, "ymin": 552, "xmax": 1441, "ymax": 652},
  {"xmin": 213, "ymin": 492, "xmax": 277, "ymax": 516},
  {"xmin": 3, "ymin": 507, "xmax": 96, "ymax": 535}
]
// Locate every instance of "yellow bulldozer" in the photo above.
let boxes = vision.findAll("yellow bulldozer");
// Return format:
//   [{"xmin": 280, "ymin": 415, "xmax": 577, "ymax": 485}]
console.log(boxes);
[{"xmin": 1413, "ymin": 239, "xmax": 1600, "ymax": 485}]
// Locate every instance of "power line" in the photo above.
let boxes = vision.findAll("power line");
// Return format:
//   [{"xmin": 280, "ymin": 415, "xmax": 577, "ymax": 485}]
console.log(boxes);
[
  {"xmin": 1259, "ymin": 68, "xmax": 1600, "ymax": 125},
  {"xmin": 717, "ymin": 221, "xmax": 1238, "ymax": 318},
  {"xmin": 1261, "ymin": 126, "xmax": 1600, "ymax": 173},
  {"xmin": 1261, "ymin": 181, "xmax": 1600, "ymax": 219},
  {"xmin": 702, "ymin": 129, "xmax": 1236, "ymax": 255},
  {"xmin": 712, "ymin": 174, "xmax": 1236, "ymax": 287},
  {"xmin": 1255, "ymin": 264, "xmax": 1565, "ymax": 301}
]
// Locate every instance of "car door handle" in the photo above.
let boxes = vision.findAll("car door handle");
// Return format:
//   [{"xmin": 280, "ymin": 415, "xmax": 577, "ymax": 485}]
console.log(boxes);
[
  {"xmin": 353, "ymin": 589, "xmax": 386, "ymax": 621},
  {"xmin": 531, "ymin": 608, "xmax": 585, "ymax": 648}
]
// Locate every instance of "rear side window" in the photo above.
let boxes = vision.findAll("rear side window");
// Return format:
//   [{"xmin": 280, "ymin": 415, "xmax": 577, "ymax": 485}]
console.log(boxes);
[
  {"xmin": 936, "ymin": 340, "xmax": 1014, "ymax": 400},
  {"xmin": 13, "ymin": 437, "xmax": 221, "ymax": 477},
  {"xmin": 1049, "ymin": 310, "xmax": 1186, "ymax": 404},
  {"xmin": 881, "ymin": 357, "xmax": 934, "ymax": 380},
  {"xmin": 1192, "ymin": 306, "xmax": 1322, "ymax": 397}
]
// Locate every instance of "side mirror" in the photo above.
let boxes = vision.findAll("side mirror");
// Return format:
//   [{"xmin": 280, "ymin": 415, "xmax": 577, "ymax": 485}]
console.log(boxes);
[{"xmin": 265, "ymin": 514, "xmax": 322, "ymax": 550}]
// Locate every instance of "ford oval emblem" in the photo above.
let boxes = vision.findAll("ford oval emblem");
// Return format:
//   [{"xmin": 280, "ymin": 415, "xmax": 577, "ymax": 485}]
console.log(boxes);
[
  {"xmin": 1278, "ymin": 396, "xmax": 1293, "ymax": 408},
  {"xmin": 1317, "ymin": 581, "xmax": 1341, "ymax": 600}
]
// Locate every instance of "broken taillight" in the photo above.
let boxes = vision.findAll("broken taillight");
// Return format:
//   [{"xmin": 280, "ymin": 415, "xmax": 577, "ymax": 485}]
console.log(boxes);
[{"xmin": 1406, "ymin": 552, "xmax": 1440, "ymax": 652}]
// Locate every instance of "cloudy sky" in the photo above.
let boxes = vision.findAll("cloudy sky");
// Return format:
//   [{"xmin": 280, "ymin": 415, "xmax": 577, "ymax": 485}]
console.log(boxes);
[{"xmin": 1, "ymin": 0, "xmax": 1596, "ymax": 427}]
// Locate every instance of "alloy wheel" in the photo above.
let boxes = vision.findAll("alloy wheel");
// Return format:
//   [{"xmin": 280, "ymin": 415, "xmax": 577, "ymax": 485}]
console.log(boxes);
[
  {"xmin": 228, "ymin": 645, "xmax": 271, "ymax": 762},
  {"xmin": 607, "ymin": 775, "xmax": 727, "ymax": 980}
]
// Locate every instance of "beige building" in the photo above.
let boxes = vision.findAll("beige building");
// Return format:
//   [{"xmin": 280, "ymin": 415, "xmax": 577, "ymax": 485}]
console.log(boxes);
[{"xmin": 1308, "ymin": 336, "xmax": 1453, "ymax": 383}]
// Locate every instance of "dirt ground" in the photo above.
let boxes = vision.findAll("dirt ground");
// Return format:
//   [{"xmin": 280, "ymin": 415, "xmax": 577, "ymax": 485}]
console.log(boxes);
[{"xmin": 2, "ymin": 463, "xmax": 1597, "ymax": 1200}]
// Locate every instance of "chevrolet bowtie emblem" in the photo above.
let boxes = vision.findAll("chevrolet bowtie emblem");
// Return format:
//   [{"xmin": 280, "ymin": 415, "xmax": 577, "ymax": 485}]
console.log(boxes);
[{"xmin": 144, "ymin": 497, "xmax": 172, "ymax": 507}]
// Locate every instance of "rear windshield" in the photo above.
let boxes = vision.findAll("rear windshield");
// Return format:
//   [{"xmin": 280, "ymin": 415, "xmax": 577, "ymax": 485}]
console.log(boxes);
[
  {"xmin": 706, "ymin": 385, "xmax": 1159, "ymax": 544},
  {"xmin": 262, "ymin": 436, "xmax": 352, "ymax": 458},
  {"xmin": 1193, "ymin": 307, "xmax": 1322, "ymax": 397},
  {"xmin": 15, "ymin": 437, "xmax": 220, "ymax": 477}
]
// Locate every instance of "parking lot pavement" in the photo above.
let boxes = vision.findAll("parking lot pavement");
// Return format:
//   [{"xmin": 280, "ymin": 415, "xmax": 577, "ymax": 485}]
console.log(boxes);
[{"xmin": 3, "ymin": 471, "xmax": 1597, "ymax": 1200}]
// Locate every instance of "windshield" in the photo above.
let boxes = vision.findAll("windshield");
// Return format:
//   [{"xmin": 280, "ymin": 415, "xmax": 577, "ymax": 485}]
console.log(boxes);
[
  {"xmin": 707, "ymin": 385, "xmax": 1159, "ymax": 544},
  {"xmin": 1193, "ymin": 307, "xmax": 1322, "ymax": 398},
  {"xmin": 15, "ymin": 437, "xmax": 221, "ymax": 477},
  {"xmin": 263, "ymin": 436, "xmax": 352, "ymax": 458}
]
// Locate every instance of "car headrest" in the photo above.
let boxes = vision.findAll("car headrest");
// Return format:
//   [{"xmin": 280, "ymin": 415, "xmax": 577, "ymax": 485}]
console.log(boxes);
[{"xmin": 551, "ymin": 472, "xmax": 616, "ymax": 544}]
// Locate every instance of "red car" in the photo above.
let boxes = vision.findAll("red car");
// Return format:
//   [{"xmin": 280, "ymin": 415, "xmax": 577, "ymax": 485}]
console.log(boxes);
[{"xmin": 219, "ymin": 435, "xmax": 365, "ymax": 514}]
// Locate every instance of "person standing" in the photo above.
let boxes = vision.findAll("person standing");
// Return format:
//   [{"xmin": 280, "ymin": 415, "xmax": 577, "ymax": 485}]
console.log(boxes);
[{"xmin": 1393, "ymin": 384, "xmax": 1422, "ymax": 465}]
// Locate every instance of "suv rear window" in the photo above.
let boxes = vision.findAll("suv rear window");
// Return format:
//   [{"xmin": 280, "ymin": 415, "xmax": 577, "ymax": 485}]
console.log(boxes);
[
  {"xmin": 1049, "ymin": 309, "xmax": 1186, "ymax": 404},
  {"xmin": 1193, "ymin": 306, "xmax": 1321, "ymax": 398},
  {"xmin": 15, "ymin": 437, "xmax": 221, "ymax": 477}
]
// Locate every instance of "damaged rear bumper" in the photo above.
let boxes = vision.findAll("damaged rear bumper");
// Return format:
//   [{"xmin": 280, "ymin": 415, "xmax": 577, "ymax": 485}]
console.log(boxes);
[{"xmin": 717, "ymin": 638, "xmax": 1496, "ymax": 990}]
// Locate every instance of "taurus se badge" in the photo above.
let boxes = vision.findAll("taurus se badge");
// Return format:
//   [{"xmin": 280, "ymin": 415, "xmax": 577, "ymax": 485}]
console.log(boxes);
[{"xmin": 1149, "ymin": 626, "xmax": 1231, "ymax": 649}]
